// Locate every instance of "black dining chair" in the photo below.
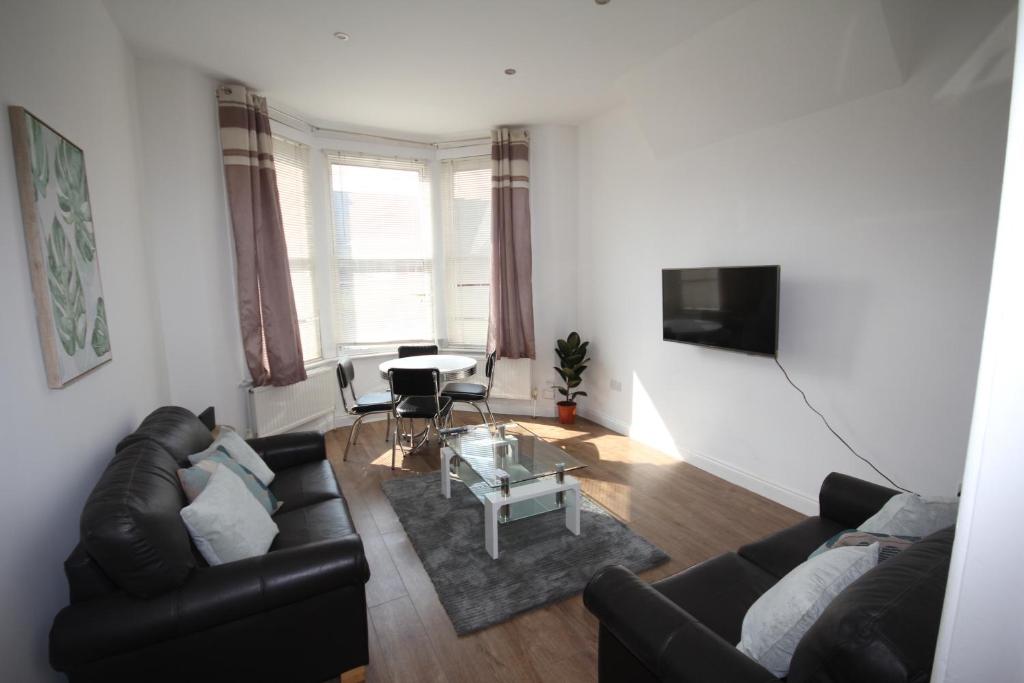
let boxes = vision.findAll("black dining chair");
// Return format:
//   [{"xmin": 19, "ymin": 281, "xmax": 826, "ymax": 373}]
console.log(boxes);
[
  {"xmin": 441, "ymin": 350, "xmax": 497, "ymax": 427},
  {"xmin": 387, "ymin": 367, "xmax": 453, "ymax": 470},
  {"xmin": 397, "ymin": 344, "xmax": 439, "ymax": 358},
  {"xmin": 336, "ymin": 358, "xmax": 393, "ymax": 461}
]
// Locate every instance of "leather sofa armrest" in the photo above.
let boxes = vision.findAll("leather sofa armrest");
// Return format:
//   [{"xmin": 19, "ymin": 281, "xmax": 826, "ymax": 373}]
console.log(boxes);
[
  {"xmin": 51, "ymin": 534, "xmax": 369, "ymax": 671},
  {"xmin": 247, "ymin": 431, "xmax": 326, "ymax": 472},
  {"xmin": 818, "ymin": 472, "xmax": 900, "ymax": 529},
  {"xmin": 584, "ymin": 565, "xmax": 778, "ymax": 683}
]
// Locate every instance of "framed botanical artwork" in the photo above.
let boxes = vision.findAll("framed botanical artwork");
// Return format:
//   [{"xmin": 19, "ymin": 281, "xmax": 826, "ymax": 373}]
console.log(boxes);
[{"xmin": 9, "ymin": 107, "xmax": 111, "ymax": 388}]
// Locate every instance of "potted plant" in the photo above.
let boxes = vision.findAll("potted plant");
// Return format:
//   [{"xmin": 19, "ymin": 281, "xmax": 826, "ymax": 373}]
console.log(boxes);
[{"xmin": 554, "ymin": 331, "xmax": 590, "ymax": 425}]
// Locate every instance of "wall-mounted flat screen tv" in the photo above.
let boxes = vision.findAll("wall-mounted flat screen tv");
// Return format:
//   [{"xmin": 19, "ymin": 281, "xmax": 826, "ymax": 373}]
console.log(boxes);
[{"xmin": 662, "ymin": 265, "xmax": 780, "ymax": 356}]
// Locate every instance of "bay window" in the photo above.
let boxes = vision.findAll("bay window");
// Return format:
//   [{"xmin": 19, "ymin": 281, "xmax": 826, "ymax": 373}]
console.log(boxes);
[{"xmin": 273, "ymin": 134, "xmax": 492, "ymax": 360}]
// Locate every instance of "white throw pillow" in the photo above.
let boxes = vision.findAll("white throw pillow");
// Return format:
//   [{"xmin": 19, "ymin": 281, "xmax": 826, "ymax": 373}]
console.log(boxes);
[
  {"xmin": 179, "ymin": 464, "xmax": 279, "ymax": 566},
  {"xmin": 737, "ymin": 543, "xmax": 879, "ymax": 678},
  {"xmin": 190, "ymin": 427, "xmax": 275, "ymax": 487},
  {"xmin": 858, "ymin": 493, "xmax": 959, "ymax": 537}
]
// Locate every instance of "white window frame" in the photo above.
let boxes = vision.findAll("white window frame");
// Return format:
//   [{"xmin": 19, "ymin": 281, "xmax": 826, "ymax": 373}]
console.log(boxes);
[{"xmin": 267, "ymin": 118, "xmax": 493, "ymax": 364}]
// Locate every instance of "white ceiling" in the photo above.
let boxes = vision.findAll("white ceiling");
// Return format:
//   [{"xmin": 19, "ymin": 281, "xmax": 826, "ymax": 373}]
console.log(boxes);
[{"xmin": 104, "ymin": 0, "xmax": 755, "ymax": 139}]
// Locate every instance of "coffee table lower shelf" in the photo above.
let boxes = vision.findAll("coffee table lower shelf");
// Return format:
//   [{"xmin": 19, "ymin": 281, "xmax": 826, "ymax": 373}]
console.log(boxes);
[{"xmin": 440, "ymin": 445, "xmax": 582, "ymax": 560}]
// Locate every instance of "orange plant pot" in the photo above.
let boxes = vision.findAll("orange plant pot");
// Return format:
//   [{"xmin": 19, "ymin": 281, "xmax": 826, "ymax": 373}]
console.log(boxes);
[{"xmin": 557, "ymin": 401, "xmax": 577, "ymax": 425}]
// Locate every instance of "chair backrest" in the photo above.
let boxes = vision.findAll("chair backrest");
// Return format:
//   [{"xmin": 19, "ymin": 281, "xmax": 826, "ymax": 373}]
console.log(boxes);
[
  {"xmin": 397, "ymin": 344, "xmax": 438, "ymax": 358},
  {"xmin": 336, "ymin": 358, "xmax": 358, "ymax": 410},
  {"xmin": 484, "ymin": 350, "xmax": 498, "ymax": 394},
  {"xmin": 388, "ymin": 367, "xmax": 441, "ymax": 398},
  {"xmin": 388, "ymin": 367, "xmax": 445, "ymax": 420}
]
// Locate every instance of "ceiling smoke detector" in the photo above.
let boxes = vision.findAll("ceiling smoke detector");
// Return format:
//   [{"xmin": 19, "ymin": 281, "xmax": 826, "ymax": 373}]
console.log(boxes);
[
  {"xmin": 595, "ymin": 0, "xmax": 611, "ymax": 4},
  {"xmin": 504, "ymin": 68, "xmax": 517, "ymax": 75},
  {"xmin": 333, "ymin": 32, "xmax": 350, "ymax": 41}
]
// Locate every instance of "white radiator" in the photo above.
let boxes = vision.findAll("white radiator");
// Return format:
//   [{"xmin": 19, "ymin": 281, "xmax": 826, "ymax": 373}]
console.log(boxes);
[
  {"xmin": 490, "ymin": 357, "xmax": 532, "ymax": 400},
  {"xmin": 248, "ymin": 365, "xmax": 336, "ymax": 437}
]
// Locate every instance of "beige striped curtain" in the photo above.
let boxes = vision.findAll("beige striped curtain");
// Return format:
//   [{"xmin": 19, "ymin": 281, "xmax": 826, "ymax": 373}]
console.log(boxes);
[
  {"xmin": 487, "ymin": 128, "xmax": 536, "ymax": 359},
  {"xmin": 216, "ymin": 85, "xmax": 306, "ymax": 386}
]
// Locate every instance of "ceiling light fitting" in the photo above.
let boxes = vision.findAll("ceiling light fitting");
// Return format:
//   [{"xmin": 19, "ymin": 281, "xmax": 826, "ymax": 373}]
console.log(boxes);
[
  {"xmin": 504, "ymin": 68, "xmax": 517, "ymax": 75},
  {"xmin": 333, "ymin": 32, "xmax": 350, "ymax": 41}
]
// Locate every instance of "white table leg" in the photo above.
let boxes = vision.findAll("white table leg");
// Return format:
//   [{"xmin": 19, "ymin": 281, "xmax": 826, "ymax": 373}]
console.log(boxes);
[
  {"xmin": 484, "ymin": 497, "xmax": 499, "ymax": 559},
  {"xmin": 441, "ymin": 446, "xmax": 453, "ymax": 499},
  {"xmin": 565, "ymin": 480, "xmax": 581, "ymax": 535}
]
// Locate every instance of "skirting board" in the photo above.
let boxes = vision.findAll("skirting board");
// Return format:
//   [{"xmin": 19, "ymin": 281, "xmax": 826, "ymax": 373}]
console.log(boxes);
[{"xmin": 578, "ymin": 406, "xmax": 818, "ymax": 516}]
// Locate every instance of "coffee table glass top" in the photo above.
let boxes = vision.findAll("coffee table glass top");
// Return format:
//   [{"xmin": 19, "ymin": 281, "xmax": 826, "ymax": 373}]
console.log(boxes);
[{"xmin": 445, "ymin": 421, "xmax": 587, "ymax": 488}]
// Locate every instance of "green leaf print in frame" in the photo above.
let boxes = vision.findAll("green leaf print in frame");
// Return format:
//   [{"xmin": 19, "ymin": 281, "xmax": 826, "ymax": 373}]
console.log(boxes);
[
  {"xmin": 91, "ymin": 297, "xmax": 110, "ymax": 357},
  {"xmin": 46, "ymin": 216, "xmax": 87, "ymax": 356},
  {"xmin": 29, "ymin": 116, "xmax": 49, "ymax": 201},
  {"xmin": 55, "ymin": 137, "xmax": 95, "ymax": 262},
  {"xmin": 8, "ymin": 106, "xmax": 112, "ymax": 388}
]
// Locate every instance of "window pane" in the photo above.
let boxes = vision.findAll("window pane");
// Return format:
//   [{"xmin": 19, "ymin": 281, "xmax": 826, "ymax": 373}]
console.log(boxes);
[
  {"xmin": 441, "ymin": 156, "xmax": 492, "ymax": 349},
  {"xmin": 273, "ymin": 135, "xmax": 321, "ymax": 362},
  {"xmin": 329, "ymin": 153, "xmax": 434, "ymax": 351}
]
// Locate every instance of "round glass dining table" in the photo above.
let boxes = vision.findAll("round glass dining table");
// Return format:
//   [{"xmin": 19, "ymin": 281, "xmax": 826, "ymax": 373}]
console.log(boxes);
[{"xmin": 377, "ymin": 354, "xmax": 477, "ymax": 382}]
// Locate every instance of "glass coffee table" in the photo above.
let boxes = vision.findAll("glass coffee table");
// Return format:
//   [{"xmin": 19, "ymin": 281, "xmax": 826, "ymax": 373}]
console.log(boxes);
[{"xmin": 440, "ymin": 421, "xmax": 587, "ymax": 559}]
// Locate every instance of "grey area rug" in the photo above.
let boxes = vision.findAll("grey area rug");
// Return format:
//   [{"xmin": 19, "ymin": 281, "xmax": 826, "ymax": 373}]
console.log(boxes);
[{"xmin": 381, "ymin": 470, "xmax": 669, "ymax": 635}]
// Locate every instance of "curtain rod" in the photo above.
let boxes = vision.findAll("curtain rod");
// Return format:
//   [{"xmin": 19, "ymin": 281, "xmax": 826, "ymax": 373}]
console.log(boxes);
[{"xmin": 265, "ymin": 104, "xmax": 490, "ymax": 149}]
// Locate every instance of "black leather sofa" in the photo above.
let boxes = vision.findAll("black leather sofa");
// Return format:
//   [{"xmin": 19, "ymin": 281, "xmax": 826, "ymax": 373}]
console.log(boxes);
[
  {"xmin": 49, "ymin": 406, "xmax": 370, "ymax": 682},
  {"xmin": 584, "ymin": 473, "xmax": 954, "ymax": 683}
]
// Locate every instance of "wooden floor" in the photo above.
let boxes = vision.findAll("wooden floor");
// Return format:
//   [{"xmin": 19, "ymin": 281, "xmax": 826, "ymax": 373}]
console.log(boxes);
[{"xmin": 325, "ymin": 412, "xmax": 804, "ymax": 683}]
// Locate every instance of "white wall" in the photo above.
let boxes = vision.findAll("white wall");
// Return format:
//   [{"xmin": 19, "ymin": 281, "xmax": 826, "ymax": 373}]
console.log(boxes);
[
  {"xmin": 576, "ymin": 0, "xmax": 1014, "ymax": 512},
  {"xmin": 529, "ymin": 124, "xmax": 579, "ymax": 410},
  {"xmin": 0, "ymin": 1, "xmax": 170, "ymax": 679},
  {"xmin": 933, "ymin": 7, "xmax": 1024, "ymax": 680},
  {"xmin": 135, "ymin": 58, "xmax": 249, "ymax": 428}
]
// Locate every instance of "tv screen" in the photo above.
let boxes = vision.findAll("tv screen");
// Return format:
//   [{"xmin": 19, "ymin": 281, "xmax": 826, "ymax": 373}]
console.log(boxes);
[{"xmin": 662, "ymin": 266, "xmax": 780, "ymax": 356}]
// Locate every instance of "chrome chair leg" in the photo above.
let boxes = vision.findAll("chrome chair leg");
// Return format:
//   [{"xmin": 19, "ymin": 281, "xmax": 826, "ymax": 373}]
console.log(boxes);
[
  {"xmin": 385, "ymin": 413, "xmax": 391, "ymax": 442},
  {"xmin": 352, "ymin": 417, "xmax": 362, "ymax": 444},
  {"xmin": 343, "ymin": 415, "xmax": 364, "ymax": 462},
  {"xmin": 469, "ymin": 402, "xmax": 487, "ymax": 425},
  {"xmin": 483, "ymin": 400, "xmax": 496, "ymax": 427},
  {"xmin": 391, "ymin": 414, "xmax": 400, "ymax": 470}
]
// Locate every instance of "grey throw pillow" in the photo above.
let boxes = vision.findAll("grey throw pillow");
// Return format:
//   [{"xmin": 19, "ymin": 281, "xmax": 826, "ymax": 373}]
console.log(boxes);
[
  {"xmin": 189, "ymin": 428, "xmax": 275, "ymax": 487},
  {"xmin": 179, "ymin": 464, "xmax": 278, "ymax": 566},
  {"xmin": 858, "ymin": 493, "xmax": 958, "ymax": 537},
  {"xmin": 737, "ymin": 543, "xmax": 879, "ymax": 678},
  {"xmin": 178, "ymin": 448, "xmax": 281, "ymax": 515}
]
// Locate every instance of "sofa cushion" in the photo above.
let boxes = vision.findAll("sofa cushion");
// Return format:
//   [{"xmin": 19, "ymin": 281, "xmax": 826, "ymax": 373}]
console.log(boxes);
[
  {"xmin": 788, "ymin": 526, "xmax": 955, "ymax": 683},
  {"xmin": 738, "ymin": 516, "xmax": 846, "ymax": 579},
  {"xmin": 652, "ymin": 552, "xmax": 777, "ymax": 644},
  {"xmin": 117, "ymin": 406, "xmax": 214, "ymax": 467},
  {"xmin": 81, "ymin": 442, "xmax": 196, "ymax": 597},
  {"xmin": 271, "ymin": 498, "xmax": 357, "ymax": 551},
  {"xmin": 269, "ymin": 460, "xmax": 342, "ymax": 514}
]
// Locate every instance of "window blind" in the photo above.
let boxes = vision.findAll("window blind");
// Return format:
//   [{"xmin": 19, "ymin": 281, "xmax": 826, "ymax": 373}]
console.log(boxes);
[
  {"xmin": 272, "ymin": 135, "xmax": 321, "ymax": 362},
  {"xmin": 327, "ymin": 152, "xmax": 435, "ymax": 353},
  {"xmin": 440, "ymin": 156, "xmax": 492, "ymax": 349}
]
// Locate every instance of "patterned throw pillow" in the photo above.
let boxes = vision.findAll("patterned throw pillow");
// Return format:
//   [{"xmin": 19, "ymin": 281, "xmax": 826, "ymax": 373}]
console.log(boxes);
[
  {"xmin": 178, "ymin": 447, "xmax": 281, "ymax": 515},
  {"xmin": 810, "ymin": 529, "xmax": 919, "ymax": 563},
  {"xmin": 189, "ymin": 428, "xmax": 275, "ymax": 487}
]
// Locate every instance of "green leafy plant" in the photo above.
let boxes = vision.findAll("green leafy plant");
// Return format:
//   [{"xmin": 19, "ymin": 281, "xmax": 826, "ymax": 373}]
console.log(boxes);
[
  {"xmin": 55, "ymin": 138, "xmax": 95, "ymax": 262},
  {"xmin": 90, "ymin": 297, "xmax": 110, "ymax": 357},
  {"xmin": 29, "ymin": 116, "xmax": 49, "ymax": 201},
  {"xmin": 554, "ymin": 331, "xmax": 590, "ymax": 404},
  {"xmin": 46, "ymin": 215, "xmax": 87, "ymax": 356}
]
